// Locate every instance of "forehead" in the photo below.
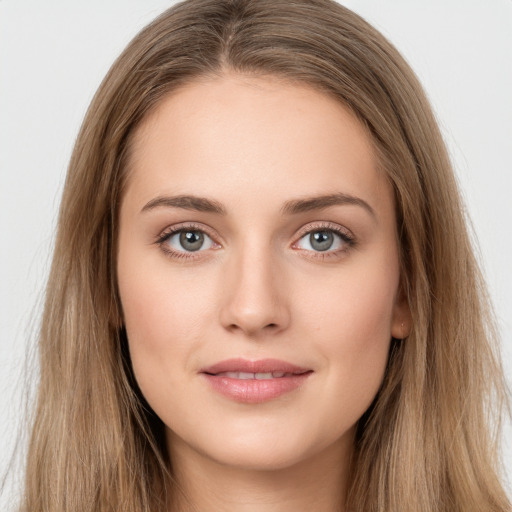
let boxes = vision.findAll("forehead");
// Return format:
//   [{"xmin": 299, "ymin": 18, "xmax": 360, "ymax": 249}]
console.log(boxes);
[{"xmin": 124, "ymin": 73, "xmax": 391, "ymax": 215}]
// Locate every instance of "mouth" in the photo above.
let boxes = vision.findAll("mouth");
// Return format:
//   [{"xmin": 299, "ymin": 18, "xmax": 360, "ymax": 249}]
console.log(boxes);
[
  {"xmin": 211, "ymin": 370, "xmax": 307, "ymax": 379},
  {"xmin": 200, "ymin": 358, "xmax": 313, "ymax": 403}
]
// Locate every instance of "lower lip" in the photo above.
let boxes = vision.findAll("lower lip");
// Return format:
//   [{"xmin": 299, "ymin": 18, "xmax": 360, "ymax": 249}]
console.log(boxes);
[{"xmin": 202, "ymin": 373, "xmax": 312, "ymax": 403}]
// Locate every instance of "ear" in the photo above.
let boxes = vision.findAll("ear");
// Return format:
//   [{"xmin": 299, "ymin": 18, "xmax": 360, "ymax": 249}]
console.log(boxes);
[{"xmin": 390, "ymin": 287, "xmax": 412, "ymax": 339}]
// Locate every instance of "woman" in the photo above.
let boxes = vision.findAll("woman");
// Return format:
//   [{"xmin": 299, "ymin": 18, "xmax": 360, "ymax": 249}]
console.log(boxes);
[{"xmin": 20, "ymin": 0, "xmax": 511, "ymax": 511}]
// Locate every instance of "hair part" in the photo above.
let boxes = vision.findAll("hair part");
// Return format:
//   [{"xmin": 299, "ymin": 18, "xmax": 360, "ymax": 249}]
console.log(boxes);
[{"xmin": 22, "ymin": 1, "xmax": 511, "ymax": 511}]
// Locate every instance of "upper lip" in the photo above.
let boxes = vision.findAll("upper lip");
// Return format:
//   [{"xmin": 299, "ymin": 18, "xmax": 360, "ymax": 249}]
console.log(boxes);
[{"xmin": 200, "ymin": 358, "xmax": 311, "ymax": 375}]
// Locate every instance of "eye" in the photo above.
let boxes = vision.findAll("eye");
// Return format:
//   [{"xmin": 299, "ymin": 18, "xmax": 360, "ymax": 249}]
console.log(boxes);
[
  {"xmin": 167, "ymin": 229, "xmax": 215, "ymax": 252},
  {"xmin": 157, "ymin": 225, "xmax": 219, "ymax": 257},
  {"xmin": 293, "ymin": 225, "xmax": 354, "ymax": 255}
]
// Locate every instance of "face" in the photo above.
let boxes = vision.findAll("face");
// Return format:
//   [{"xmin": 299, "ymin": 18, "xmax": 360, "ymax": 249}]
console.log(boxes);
[{"xmin": 117, "ymin": 74, "xmax": 410, "ymax": 472}]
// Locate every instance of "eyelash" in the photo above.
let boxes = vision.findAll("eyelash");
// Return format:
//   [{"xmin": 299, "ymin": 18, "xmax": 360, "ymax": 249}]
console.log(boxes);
[{"xmin": 155, "ymin": 221, "xmax": 356, "ymax": 261}]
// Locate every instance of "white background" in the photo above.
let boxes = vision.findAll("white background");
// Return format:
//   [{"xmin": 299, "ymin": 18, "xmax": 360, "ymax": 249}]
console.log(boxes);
[{"xmin": 1, "ymin": 0, "xmax": 511, "ymax": 506}]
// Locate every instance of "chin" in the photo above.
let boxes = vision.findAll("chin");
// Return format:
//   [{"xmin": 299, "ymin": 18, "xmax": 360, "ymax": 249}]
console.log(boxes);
[
  {"xmin": 167, "ymin": 420, "xmax": 355, "ymax": 474},
  {"xmin": 211, "ymin": 443, "xmax": 309, "ymax": 472}
]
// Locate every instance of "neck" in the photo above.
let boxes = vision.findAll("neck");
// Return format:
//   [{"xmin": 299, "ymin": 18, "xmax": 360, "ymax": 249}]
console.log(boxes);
[{"xmin": 167, "ymin": 432, "xmax": 353, "ymax": 512}]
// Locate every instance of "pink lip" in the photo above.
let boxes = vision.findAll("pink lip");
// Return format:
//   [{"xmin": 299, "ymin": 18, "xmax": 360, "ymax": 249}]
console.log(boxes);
[{"xmin": 200, "ymin": 358, "xmax": 313, "ymax": 404}]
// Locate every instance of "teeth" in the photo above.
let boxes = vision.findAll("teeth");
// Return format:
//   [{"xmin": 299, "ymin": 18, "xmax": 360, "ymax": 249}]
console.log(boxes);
[
  {"xmin": 216, "ymin": 371, "xmax": 292, "ymax": 379},
  {"xmin": 255, "ymin": 372, "xmax": 273, "ymax": 380}
]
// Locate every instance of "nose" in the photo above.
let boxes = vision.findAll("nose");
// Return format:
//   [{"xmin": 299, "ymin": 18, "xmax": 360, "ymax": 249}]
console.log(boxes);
[{"xmin": 219, "ymin": 247, "xmax": 290, "ymax": 337}]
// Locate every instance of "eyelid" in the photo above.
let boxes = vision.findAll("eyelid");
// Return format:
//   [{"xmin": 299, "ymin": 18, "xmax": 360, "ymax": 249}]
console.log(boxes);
[
  {"xmin": 293, "ymin": 221, "xmax": 354, "ymax": 241},
  {"xmin": 155, "ymin": 222, "xmax": 217, "ymax": 243}
]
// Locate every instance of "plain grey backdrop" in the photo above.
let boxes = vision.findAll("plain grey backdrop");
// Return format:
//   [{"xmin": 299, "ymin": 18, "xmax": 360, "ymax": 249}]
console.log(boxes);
[{"xmin": 1, "ymin": 0, "xmax": 511, "ymax": 505}]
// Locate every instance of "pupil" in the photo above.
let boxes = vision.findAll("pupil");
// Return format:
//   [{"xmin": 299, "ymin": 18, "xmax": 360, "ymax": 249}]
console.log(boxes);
[
  {"xmin": 180, "ymin": 231, "xmax": 204, "ymax": 251},
  {"xmin": 310, "ymin": 231, "xmax": 333, "ymax": 251}
]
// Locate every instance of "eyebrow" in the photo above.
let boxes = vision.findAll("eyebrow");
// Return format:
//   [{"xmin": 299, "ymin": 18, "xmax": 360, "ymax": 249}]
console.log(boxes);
[
  {"xmin": 141, "ymin": 195, "xmax": 226, "ymax": 215},
  {"xmin": 281, "ymin": 193, "xmax": 376, "ymax": 218},
  {"xmin": 140, "ymin": 192, "xmax": 376, "ymax": 218}
]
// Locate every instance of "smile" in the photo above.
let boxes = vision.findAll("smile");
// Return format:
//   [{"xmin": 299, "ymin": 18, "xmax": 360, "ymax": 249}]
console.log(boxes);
[{"xmin": 200, "ymin": 358, "xmax": 313, "ymax": 403}]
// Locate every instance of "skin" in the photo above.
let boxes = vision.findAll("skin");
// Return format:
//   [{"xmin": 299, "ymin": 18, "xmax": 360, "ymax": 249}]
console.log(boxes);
[{"xmin": 117, "ymin": 73, "xmax": 411, "ymax": 512}]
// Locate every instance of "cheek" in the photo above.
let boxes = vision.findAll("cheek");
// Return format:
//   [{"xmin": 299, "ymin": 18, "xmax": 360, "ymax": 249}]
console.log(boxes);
[
  {"xmin": 302, "ymin": 257, "xmax": 398, "ymax": 342},
  {"xmin": 117, "ymin": 250, "xmax": 216, "ymax": 395},
  {"xmin": 299, "ymin": 256, "xmax": 399, "ymax": 409}
]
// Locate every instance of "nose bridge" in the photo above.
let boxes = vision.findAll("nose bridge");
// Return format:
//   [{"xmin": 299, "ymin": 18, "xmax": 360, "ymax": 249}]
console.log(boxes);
[{"xmin": 219, "ymin": 238, "xmax": 289, "ymax": 336}]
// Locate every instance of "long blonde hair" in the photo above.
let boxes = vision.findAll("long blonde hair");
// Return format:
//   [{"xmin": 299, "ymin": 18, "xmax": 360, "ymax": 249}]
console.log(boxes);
[{"xmin": 21, "ymin": 1, "xmax": 510, "ymax": 511}]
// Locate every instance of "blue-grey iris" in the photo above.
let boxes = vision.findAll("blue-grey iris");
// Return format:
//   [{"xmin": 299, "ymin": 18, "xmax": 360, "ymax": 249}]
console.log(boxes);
[
  {"xmin": 310, "ymin": 231, "xmax": 334, "ymax": 251},
  {"xmin": 180, "ymin": 231, "xmax": 204, "ymax": 251}
]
